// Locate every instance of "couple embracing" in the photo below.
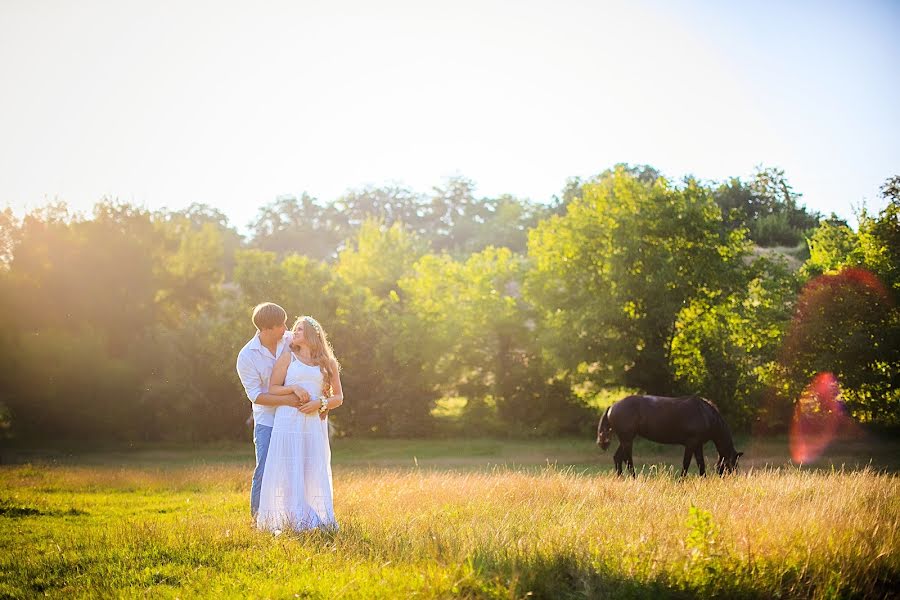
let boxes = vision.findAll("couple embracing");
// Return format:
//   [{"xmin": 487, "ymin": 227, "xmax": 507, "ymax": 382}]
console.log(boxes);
[{"xmin": 235, "ymin": 302, "xmax": 344, "ymax": 532}]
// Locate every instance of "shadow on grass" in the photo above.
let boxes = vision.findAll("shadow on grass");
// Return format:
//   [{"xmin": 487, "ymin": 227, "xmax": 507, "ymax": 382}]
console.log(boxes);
[
  {"xmin": 0, "ymin": 498, "xmax": 87, "ymax": 518},
  {"xmin": 465, "ymin": 549, "xmax": 900, "ymax": 600}
]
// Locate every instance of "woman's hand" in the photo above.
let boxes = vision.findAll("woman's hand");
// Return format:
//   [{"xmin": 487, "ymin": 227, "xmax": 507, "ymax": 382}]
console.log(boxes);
[
  {"xmin": 292, "ymin": 385, "xmax": 310, "ymax": 405},
  {"xmin": 299, "ymin": 399, "xmax": 322, "ymax": 415}
]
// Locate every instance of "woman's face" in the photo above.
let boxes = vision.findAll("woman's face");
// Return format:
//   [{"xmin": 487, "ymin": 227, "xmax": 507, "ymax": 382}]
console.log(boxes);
[{"xmin": 292, "ymin": 325, "xmax": 307, "ymax": 347}]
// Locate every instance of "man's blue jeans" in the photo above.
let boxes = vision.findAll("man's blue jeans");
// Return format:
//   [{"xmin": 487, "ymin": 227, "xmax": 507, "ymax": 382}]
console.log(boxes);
[{"xmin": 250, "ymin": 423, "xmax": 273, "ymax": 517}]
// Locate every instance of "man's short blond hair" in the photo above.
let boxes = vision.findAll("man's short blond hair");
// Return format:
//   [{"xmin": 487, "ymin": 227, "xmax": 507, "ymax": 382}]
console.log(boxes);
[{"xmin": 251, "ymin": 302, "xmax": 287, "ymax": 331}]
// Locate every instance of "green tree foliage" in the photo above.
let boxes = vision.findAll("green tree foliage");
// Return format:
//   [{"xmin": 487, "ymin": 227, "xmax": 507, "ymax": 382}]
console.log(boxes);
[
  {"xmin": 0, "ymin": 207, "xmax": 18, "ymax": 270},
  {"xmin": 248, "ymin": 179, "xmax": 548, "ymax": 260},
  {"xmin": 332, "ymin": 220, "xmax": 436, "ymax": 436},
  {"xmin": 402, "ymin": 246, "xmax": 592, "ymax": 434},
  {"xmin": 713, "ymin": 167, "xmax": 820, "ymax": 247},
  {"xmin": 454, "ymin": 195, "xmax": 550, "ymax": 255},
  {"xmin": 154, "ymin": 221, "xmax": 225, "ymax": 322},
  {"xmin": 161, "ymin": 203, "xmax": 243, "ymax": 278},
  {"xmin": 7, "ymin": 201, "xmax": 161, "ymax": 351},
  {"xmin": 803, "ymin": 189, "xmax": 899, "ymax": 293},
  {"xmin": 402, "ymin": 247, "xmax": 526, "ymax": 399},
  {"xmin": 526, "ymin": 167, "xmax": 749, "ymax": 396},
  {"xmin": 5, "ymin": 328, "xmax": 142, "ymax": 439},
  {"xmin": 782, "ymin": 269, "xmax": 898, "ymax": 424},
  {"xmin": 857, "ymin": 197, "xmax": 900, "ymax": 295},
  {"xmin": 248, "ymin": 193, "xmax": 343, "ymax": 260},
  {"xmin": 0, "ymin": 201, "xmax": 235, "ymax": 440},
  {"xmin": 333, "ymin": 186, "xmax": 423, "ymax": 238},
  {"xmin": 232, "ymin": 249, "xmax": 336, "ymax": 322},
  {"xmin": 1, "ymin": 169, "xmax": 898, "ymax": 441},
  {"xmin": 803, "ymin": 215, "xmax": 859, "ymax": 277},
  {"xmin": 335, "ymin": 219, "xmax": 427, "ymax": 297},
  {"xmin": 789, "ymin": 182, "xmax": 900, "ymax": 423},
  {"xmin": 671, "ymin": 257, "xmax": 799, "ymax": 427},
  {"xmin": 136, "ymin": 294, "xmax": 252, "ymax": 441}
]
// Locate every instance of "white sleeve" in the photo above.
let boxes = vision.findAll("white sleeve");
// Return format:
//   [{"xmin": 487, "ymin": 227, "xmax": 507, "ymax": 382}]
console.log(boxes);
[{"xmin": 236, "ymin": 351, "xmax": 264, "ymax": 403}]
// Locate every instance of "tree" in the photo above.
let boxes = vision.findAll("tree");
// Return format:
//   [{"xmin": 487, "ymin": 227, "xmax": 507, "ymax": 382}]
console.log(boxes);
[
  {"xmin": 335, "ymin": 219, "xmax": 428, "ymax": 298},
  {"xmin": 402, "ymin": 246, "xmax": 591, "ymax": 434},
  {"xmin": 802, "ymin": 182, "xmax": 899, "ymax": 294},
  {"xmin": 136, "ymin": 292, "xmax": 254, "ymax": 441},
  {"xmin": 789, "ymin": 181, "xmax": 900, "ymax": 425},
  {"xmin": 671, "ymin": 256, "xmax": 799, "ymax": 427},
  {"xmin": 856, "ymin": 198, "xmax": 900, "ymax": 295},
  {"xmin": 0, "ymin": 208, "xmax": 18, "ymax": 270},
  {"xmin": 526, "ymin": 167, "xmax": 749, "ymax": 396},
  {"xmin": 880, "ymin": 175, "xmax": 900, "ymax": 203},
  {"xmin": 154, "ymin": 222, "xmax": 225, "ymax": 322},
  {"xmin": 248, "ymin": 193, "xmax": 342, "ymax": 260},
  {"xmin": 161, "ymin": 203, "xmax": 243, "ymax": 277},
  {"xmin": 782, "ymin": 268, "xmax": 898, "ymax": 424},
  {"xmin": 456, "ymin": 195, "xmax": 551, "ymax": 255},
  {"xmin": 332, "ymin": 186, "xmax": 425, "ymax": 238},
  {"xmin": 713, "ymin": 167, "xmax": 819, "ymax": 247},
  {"xmin": 5, "ymin": 326, "xmax": 142, "ymax": 439},
  {"xmin": 232, "ymin": 248, "xmax": 336, "ymax": 323},
  {"xmin": 422, "ymin": 177, "xmax": 485, "ymax": 253},
  {"xmin": 331, "ymin": 220, "xmax": 435, "ymax": 436},
  {"xmin": 803, "ymin": 218, "xmax": 859, "ymax": 278},
  {"xmin": 5, "ymin": 201, "xmax": 162, "ymax": 351}
]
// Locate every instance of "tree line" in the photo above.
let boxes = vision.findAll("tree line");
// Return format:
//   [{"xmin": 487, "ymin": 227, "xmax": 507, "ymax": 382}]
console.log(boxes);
[{"xmin": 0, "ymin": 165, "xmax": 897, "ymax": 442}]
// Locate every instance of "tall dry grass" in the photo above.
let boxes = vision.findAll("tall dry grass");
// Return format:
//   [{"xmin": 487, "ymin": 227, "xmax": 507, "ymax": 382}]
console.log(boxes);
[{"xmin": 1, "ymin": 463, "xmax": 897, "ymax": 598}]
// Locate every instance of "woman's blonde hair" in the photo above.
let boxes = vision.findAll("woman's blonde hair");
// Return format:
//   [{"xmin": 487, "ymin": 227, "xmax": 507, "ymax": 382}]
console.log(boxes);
[{"xmin": 291, "ymin": 316, "xmax": 340, "ymax": 396}]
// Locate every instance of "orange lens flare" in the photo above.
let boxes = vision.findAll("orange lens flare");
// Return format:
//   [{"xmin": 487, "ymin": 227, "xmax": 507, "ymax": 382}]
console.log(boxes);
[{"xmin": 789, "ymin": 372, "xmax": 849, "ymax": 464}]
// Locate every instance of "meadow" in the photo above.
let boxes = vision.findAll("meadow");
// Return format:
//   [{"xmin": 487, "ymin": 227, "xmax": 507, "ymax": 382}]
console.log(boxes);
[{"xmin": 1, "ymin": 436, "xmax": 898, "ymax": 599}]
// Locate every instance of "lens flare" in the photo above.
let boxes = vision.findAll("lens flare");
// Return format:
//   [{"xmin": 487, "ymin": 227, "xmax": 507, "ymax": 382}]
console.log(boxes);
[
  {"xmin": 783, "ymin": 268, "xmax": 891, "ymax": 360},
  {"xmin": 789, "ymin": 372, "xmax": 850, "ymax": 464}
]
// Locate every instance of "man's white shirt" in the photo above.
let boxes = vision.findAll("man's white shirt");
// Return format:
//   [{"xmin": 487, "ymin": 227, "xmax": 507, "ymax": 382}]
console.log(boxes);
[{"xmin": 236, "ymin": 331, "xmax": 293, "ymax": 427}]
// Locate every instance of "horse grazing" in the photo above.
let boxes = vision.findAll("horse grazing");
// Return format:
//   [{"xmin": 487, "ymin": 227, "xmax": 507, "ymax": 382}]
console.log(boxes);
[{"xmin": 596, "ymin": 395, "xmax": 743, "ymax": 477}]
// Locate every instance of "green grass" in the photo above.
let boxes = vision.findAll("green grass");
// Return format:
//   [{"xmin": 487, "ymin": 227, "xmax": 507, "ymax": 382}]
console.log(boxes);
[{"xmin": 1, "ymin": 436, "xmax": 898, "ymax": 598}]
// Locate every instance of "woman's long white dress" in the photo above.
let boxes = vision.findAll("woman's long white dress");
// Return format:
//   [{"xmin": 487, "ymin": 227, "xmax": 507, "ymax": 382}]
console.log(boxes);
[{"xmin": 256, "ymin": 353, "xmax": 336, "ymax": 532}]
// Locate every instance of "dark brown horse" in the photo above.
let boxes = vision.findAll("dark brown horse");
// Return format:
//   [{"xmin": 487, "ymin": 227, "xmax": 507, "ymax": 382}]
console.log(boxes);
[{"xmin": 596, "ymin": 395, "xmax": 743, "ymax": 477}]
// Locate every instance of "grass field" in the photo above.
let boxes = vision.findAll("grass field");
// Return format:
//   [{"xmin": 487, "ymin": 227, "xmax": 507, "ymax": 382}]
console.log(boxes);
[{"xmin": 1, "ymin": 435, "xmax": 898, "ymax": 599}]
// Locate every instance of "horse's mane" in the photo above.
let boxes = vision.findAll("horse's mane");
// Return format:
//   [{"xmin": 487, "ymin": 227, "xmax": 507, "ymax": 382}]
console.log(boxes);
[
  {"xmin": 700, "ymin": 396, "xmax": 719, "ymax": 409},
  {"xmin": 599, "ymin": 406, "xmax": 611, "ymax": 430},
  {"xmin": 699, "ymin": 396, "xmax": 735, "ymax": 449}
]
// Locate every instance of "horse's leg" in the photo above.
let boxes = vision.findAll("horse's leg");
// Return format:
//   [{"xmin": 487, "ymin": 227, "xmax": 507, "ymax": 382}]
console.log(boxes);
[
  {"xmin": 681, "ymin": 445, "xmax": 694, "ymax": 477},
  {"xmin": 694, "ymin": 446, "xmax": 706, "ymax": 476},
  {"xmin": 613, "ymin": 444, "xmax": 624, "ymax": 476},
  {"xmin": 623, "ymin": 439, "xmax": 636, "ymax": 478}
]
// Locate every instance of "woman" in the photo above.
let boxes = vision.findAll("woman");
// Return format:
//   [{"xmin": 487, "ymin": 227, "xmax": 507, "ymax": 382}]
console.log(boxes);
[{"xmin": 255, "ymin": 315, "xmax": 344, "ymax": 532}]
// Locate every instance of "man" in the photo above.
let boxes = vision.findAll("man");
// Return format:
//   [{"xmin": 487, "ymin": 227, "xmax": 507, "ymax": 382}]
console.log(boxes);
[{"xmin": 236, "ymin": 302, "xmax": 309, "ymax": 518}]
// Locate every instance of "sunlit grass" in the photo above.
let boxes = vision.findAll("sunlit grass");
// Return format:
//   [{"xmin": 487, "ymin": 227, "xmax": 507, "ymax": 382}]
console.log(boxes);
[{"xmin": 1, "ymin": 449, "xmax": 897, "ymax": 599}]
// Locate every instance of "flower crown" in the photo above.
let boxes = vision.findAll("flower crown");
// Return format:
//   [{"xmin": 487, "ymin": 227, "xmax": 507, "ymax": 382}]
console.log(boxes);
[{"xmin": 302, "ymin": 316, "xmax": 322, "ymax": 335}]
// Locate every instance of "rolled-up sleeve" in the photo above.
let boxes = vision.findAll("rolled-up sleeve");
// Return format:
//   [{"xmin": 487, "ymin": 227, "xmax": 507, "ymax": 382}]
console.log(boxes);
[{"xmin": 236, "ymin": 351, "xmax": 264, "ymax": 403}]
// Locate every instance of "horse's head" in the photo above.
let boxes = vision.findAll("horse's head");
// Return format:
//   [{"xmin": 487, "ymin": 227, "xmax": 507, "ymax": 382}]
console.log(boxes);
[
  {"xmin": 716, "ymin": 451, "xmax": 744, "ymax": 475},
  {"xmin": 596, "ymin": 408, "xmax": 612, "ymax": 450}
]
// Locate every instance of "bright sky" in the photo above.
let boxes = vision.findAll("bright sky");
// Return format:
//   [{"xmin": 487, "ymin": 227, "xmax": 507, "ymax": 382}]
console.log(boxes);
[{"xmin": 1, "ymin": 0, "xmax": 898, "ymax": 232}]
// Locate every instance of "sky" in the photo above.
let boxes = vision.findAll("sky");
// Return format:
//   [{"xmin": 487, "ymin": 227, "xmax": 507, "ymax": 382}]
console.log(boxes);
[{"xmin": 1, "ymin": 0, "xmax": 898, "ymax": 232}]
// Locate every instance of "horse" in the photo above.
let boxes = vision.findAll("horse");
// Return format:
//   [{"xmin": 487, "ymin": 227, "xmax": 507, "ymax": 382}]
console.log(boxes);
[{"xmin": 596, "ymin": 394, "xmax": 743, "ymax": 477}]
